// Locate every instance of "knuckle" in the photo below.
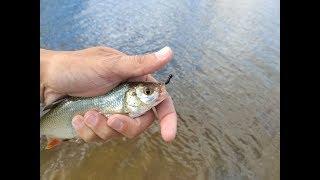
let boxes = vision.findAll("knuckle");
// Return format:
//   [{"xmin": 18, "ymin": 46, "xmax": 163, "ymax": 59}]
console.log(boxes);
[
  {"xmin": 82, "ymin": 137, "xmax": 91, "ymax": 143},
  {"xmin": 93, "ymin": 46, "xmax": 112, "ymax": 56},
  {"xmin": 76, "ymin": 126, "xmax": 96, "ymax": 142},
  {"xmin": 95, "ymin": 46, "xmax": 107, "ymax": 52},
  {"xmin": 116, "ymin": 122, "xmax": 135, "ymax": 138},
  {"xmin": 83, "ymin": 133, "xmax": 96, "ymax": 142},
  {"xmin": 131, "ymin": 55, "xmax": 147, "ymax": 75},
  {"xmin": 99, "ymin": 131, "xmax": 113, "ymax": 140},
  {"xmin": 127, "ymin": 134, "xmax": 135, "ymax": 139},
  {"xmin": 77, "ymin": 132, "xmax": 90, "ymax": 142},
  {"xmin": 134, "ymin": 55, "xmax": 145, "ymax": 65},
  {"xmin": 112, "ymin": 132, "xmax": 121, "ymax": 138},
  {"xmin": 128, "ymin": 129, "xmax": 139, "ymax": 139}
]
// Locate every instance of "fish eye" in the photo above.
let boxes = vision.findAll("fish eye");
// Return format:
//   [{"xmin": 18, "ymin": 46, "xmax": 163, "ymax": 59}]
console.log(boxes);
[{"xmin": 144, "ymin": 87, "xmax": 154, "ymax": 95}]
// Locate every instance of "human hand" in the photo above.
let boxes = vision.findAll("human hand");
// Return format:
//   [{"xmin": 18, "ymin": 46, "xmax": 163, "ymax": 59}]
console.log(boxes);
[{"xmin": 40, "ymin": 46, "xmax": 177, "ymax": 142}]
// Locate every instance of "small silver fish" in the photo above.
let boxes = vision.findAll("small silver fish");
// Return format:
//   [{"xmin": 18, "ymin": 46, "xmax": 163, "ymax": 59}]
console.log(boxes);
[{"xmin": 40, "ymin": 82, "xmax": 168, "ymax": 149}]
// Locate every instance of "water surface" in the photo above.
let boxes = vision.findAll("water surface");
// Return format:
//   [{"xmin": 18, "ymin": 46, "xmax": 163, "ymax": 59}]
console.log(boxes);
[{"xmin": 40, "ymin": 0, "xmax": 280, "ymax": 179}]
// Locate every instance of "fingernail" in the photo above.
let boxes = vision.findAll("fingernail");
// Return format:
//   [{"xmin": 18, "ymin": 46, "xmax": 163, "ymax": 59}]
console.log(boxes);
[
  {"xmin": 72, "ymin": 117, "xmax": 83, "ymax": 130},
  {"xmin": 155, "ymin": 46, "xmax": 171, "ymax": 60},
  {"xmin": 85, "ymin": 113, "xmax": 97, "ymax": 126},
  {"xmin": 107, "ymin": 118, "xmax": 124, "ymax": 131}
]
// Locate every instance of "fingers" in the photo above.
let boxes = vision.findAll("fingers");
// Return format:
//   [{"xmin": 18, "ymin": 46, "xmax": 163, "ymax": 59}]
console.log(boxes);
[
  {"xmin": 72, "ymin": 110, "xmax": 120, "ymax": 142},
  {"xmin": 107, "ymin": 111, "xmax": 155, "ymax": 138},
  {"xmin": 83, "ymin": 110, "xmax": 120, "ymax": 140},
  {"xmin": 156, "ymin": 96, "xmax": 177, "ymax": 142},
  {"xmin": 72, "ymin": 115, "xmax": 100, "ymax": 142},
  {"xmin": 116, "ymin": 46, "xmax": 173, "ymax": 78},
  {"xmin": 71, "ymin": 72, "xmax": 177, "ymax": 143}
]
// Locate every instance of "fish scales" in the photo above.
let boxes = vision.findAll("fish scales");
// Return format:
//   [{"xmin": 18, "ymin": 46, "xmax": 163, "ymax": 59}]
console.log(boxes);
[
  {"xmin": 40, "ymin": 84, "xmax": 130, "ymax": 139},
  {"xmin": 40, "ymin": 82, "xmax": 167, "ymax": 140}
]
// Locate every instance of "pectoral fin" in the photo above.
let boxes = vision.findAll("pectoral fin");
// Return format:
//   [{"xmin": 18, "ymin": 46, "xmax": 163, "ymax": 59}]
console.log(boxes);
[{"xmin": 45, "ymin": 138, "xmax": 62, "ymax": 150}]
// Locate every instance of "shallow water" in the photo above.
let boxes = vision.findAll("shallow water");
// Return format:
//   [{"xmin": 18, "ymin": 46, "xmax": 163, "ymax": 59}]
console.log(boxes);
[{"xmin": 40, "ymin": 0, "xmax": 280, "ymax": 179}]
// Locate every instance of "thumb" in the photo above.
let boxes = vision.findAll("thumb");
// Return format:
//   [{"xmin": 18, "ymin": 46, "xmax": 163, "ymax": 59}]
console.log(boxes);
[{"xmin": 116, "ymin": 46, "xmax": 173, "ymax": 78}]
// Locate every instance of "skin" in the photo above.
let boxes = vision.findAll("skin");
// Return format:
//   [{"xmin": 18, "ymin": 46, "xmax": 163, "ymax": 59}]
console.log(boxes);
[{"xmin": 40, "ymin": 46, "xmax": 177, "ymax": 142}]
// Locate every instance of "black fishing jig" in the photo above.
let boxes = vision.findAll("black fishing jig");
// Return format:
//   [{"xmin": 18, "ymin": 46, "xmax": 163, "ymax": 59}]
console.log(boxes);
[{"xmin": 165, "ymin": 74, "xmax": 173, "ymax": 85}]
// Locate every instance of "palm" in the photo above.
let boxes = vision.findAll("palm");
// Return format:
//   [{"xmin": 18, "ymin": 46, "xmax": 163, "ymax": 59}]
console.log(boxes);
[
  {"xmin": 42, "ymin": 47, "xmax": 128, "ymax": 105},
  {"xmin": 40, "ymin": 46, "xmax": 177, "ymax": 143}
]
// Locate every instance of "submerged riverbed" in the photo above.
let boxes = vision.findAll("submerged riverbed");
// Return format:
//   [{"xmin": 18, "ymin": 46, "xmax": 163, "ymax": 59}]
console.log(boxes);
[{"xmin": 40, "ymin": 0, "xmax": 280, "ymax": 179}]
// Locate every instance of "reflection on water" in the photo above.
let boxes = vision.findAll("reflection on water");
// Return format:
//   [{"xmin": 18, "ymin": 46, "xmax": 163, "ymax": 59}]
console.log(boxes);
[{"xmin": 40, "ymin": 0, "xmax": 279, "ymax": 179}]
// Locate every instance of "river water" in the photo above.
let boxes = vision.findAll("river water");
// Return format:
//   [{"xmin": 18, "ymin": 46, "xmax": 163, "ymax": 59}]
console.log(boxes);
[{"xmin": 40, "ymin": 0, "xmax": 280, "ymax": 179}]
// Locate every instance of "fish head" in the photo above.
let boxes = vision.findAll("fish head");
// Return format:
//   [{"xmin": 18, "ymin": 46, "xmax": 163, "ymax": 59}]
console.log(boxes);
[
  {"xmin": 126, "ymin": 82, "xmax": 168, "ymax": 117},
  {"xmin": 135, "ymin": 82, "xmax": 168, "ymax": 105}
]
